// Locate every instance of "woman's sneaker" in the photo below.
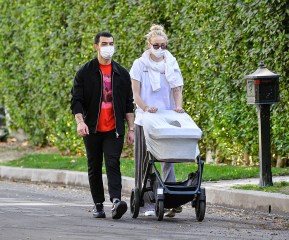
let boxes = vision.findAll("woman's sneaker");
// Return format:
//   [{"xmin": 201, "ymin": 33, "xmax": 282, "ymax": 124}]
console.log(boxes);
[
  {"xmin": 175, "ymin": 206, "xmax": 183, "ymax": 213},
  {"xmin": 164, "ymin": 207, "xmax": 182, "ymax": 217},
  {"xmin": 164, "ymin": 208, "xmax": 176, "ymax": 218},
  {"xmin": 112, "ymin": 200, "xmax": 127, "ymax": 219},
  {"xmin": 92, "ymin": 203, "xmax": 106, "ymax": 218},
  {"xmin": 144, "ymin": 210, "xmax": 155, "ymax": 216}
]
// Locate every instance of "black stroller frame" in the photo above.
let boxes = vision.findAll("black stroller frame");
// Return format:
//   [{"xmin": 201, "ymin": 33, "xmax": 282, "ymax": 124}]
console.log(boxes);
[{"xmin": 130, "ymin": 151, "xmax": 206, "ymax": 221}]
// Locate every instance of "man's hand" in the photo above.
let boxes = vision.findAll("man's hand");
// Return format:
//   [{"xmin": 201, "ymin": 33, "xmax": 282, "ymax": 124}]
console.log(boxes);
[
  {"xmin": 126, "ymin": 130, "xmax": 134, "ymax": 145},
  {"xmin": 77, "ymin": 122, "xmax": 89, "ymax": 137}
]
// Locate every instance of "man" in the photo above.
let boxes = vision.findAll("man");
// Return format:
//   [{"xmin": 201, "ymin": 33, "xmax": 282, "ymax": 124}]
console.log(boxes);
[{"xmin": 70, "ymin": 31, "xmax": 134, "ymax": 219}]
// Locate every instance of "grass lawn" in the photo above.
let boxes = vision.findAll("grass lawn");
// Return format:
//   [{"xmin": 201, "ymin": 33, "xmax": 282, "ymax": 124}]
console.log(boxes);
[
  {"xmin": 233, "ymin": 181, "xmax": 289, "ymax": 195},
  {"xmin": 1, "ymin": 153, "xmax": 289, "ymax": 182}
]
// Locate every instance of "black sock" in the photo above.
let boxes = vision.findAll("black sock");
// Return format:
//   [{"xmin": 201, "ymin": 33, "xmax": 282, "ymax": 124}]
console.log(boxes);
[{"xmin": 95, "ymin": 203, "xmax": 103, "ymax": 211}]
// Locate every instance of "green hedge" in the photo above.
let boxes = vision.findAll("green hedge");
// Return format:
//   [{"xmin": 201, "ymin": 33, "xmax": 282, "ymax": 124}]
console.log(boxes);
[{"xmin": 0, "ymin": 0, "xmax": 288, "ymax": 161}]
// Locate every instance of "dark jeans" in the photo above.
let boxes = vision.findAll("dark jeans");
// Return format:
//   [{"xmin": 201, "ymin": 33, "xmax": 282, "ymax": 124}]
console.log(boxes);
[{"xmin": 83, "ymin": 130, "xmax": 124, "ymax": 204}]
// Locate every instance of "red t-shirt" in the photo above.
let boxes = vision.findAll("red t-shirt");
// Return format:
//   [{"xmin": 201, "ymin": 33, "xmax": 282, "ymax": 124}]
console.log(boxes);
[{"xmin": 97, "ymin": 64, "xmax": 115, "ymax": 132}]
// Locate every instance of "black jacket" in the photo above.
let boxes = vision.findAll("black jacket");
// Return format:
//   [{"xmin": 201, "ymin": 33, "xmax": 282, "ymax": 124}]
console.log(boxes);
[{"xmin": 70, "ymin": 58, "xmax": 134, "ymax": 135}]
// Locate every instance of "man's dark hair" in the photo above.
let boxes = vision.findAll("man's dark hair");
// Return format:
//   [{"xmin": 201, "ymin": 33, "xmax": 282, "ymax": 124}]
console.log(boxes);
[{"xmin": 94, "ymin": 32, "xmax": 113, "ymax": 44}]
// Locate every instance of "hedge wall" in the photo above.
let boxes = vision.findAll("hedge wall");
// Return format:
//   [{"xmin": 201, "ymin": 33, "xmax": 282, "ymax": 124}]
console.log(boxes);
[{"xmin": 0, "ymin": 0, "xmax": 288, "ymax": 162}]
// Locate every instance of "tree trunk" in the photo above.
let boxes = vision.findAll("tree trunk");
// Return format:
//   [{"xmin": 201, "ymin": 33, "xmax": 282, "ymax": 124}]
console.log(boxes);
[
  {"xmin": 276, "ymin": 155, "xmax": 285, "ymax": 168},
  {"xmin": 214, "ymin": 149, "xmax": 220, "ymax": 163},
  {"xmin": 231, "ymin": 155, "xmax": 236, "ymax": 165},
  {"xmin": 206, "ymin": 149, "xmax": 214, "ymax": 163},
  {"xmin": 243, "ymin": 152, "xmax": 250, "ymax": 166}
]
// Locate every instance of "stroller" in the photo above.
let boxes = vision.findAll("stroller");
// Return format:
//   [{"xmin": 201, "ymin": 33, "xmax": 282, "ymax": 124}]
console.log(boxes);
[{"xmin": 130, "ymin": 110, "xmax": 206, "ymax": 221}]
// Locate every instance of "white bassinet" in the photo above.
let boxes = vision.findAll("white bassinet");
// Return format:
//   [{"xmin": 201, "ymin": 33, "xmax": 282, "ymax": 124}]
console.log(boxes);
[{"xmin": 142, "ymin": 110, "xmax": 202, "ymax": 162}]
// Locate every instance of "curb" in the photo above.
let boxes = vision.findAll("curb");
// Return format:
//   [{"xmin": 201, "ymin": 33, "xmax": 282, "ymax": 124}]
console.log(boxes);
[
  {"xmin": 0, "ymin": 166, "xmax": 134, "ymax": 194},
  {"xmin": 1, "ymin": 166, "xmax": 288, "ymax": 215},
  {"xmin": 205, "ymin": 187, "xmax": 289, "ymax": 214}
]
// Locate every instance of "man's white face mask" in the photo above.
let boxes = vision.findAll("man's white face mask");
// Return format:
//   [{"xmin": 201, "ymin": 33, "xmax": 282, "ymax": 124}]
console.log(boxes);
[{"xmin": 100, "ymin": 46, "xmax": 115, "ymax": 60}]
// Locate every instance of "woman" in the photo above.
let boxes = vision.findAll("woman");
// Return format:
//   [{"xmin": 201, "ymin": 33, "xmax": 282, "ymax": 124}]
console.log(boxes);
[{"xmin": 130, "ymin": 24, "xmax": 184, "ymax": 217}]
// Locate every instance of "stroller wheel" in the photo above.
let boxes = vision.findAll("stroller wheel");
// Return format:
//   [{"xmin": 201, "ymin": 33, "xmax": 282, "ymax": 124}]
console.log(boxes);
[
  {"xmin": 130, "ymin": 187, "xmax": 140, "ymax": 218},
  {"xmin": 195, "ymin": 200, "xmax": 206, "ymax": 222},
  {"xmin": 195, "ymin": 188, "xmax": 206, "ymax": 221},
  {"xmin": 155, "ymin": 200, "xmax": 164, "ymax": 221}
]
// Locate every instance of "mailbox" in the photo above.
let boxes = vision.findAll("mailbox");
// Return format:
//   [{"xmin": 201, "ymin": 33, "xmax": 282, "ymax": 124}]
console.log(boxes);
[
  {"xmin": 245, "ymin": 62, "xmax": 280, "ymax": 104},
  {"xmin": 244, "ymin": 62, "xmax": 281, "ymax": 186}
]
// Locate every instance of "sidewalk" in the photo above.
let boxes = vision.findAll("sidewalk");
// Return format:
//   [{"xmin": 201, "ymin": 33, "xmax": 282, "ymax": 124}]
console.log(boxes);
[{"xmin": 0, "ymin": 166, "xmax": 288, "ymax": 215}]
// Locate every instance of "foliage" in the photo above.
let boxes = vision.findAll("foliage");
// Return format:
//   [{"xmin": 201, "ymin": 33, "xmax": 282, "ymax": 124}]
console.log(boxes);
[{"xmin": 0, "ymin": 0, "xmax": 288, "ymax": 161}]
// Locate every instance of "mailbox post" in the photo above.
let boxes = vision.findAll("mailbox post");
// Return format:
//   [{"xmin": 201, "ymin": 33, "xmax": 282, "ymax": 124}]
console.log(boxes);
[{"xmin": 245, "ymin": 62, "xmax": 280, "ymax": 187}]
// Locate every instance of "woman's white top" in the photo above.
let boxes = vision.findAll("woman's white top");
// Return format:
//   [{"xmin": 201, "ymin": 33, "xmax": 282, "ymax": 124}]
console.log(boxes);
[{"xmin": 130, "ymin": 51, "xmax": 184, "ymax": 126}]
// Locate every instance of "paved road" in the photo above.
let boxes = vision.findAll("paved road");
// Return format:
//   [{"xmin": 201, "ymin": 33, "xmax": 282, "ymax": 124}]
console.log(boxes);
[{"xmin": 0, "ymin": 180, "xmax": 288, "ymax": 240}]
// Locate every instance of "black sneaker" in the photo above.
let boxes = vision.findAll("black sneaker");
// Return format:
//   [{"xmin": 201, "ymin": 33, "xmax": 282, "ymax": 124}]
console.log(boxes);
[
  {"xmin": 111, "ymin": 200, "xmax": 127, "ymax": 219},
  {"xmin": 92, "ymin": 203, "xmax": 106, "ymax": 218}
]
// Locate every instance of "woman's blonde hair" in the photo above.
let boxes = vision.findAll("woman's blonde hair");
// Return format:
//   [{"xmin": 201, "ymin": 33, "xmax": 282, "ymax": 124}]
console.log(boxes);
[{"xmin": 145, "ymin": 24, "xmax": 168, "ymax": 49}]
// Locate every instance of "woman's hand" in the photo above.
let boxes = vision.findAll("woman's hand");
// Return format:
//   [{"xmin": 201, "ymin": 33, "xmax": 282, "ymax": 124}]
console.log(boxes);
[
  {"xmin": 172, "ymin": 87, "xmax": 184, "ymax": 113},
  {"xmin": 145, "ymin": 106, "xmax": 158, "ymax": 113},
  {"xmin": 174, "ymin": 107, "xmax": 184, "ymax": 113}
]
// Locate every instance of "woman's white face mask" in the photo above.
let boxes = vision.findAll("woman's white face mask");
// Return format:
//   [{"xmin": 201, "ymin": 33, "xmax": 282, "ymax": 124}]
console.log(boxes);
[
  {"xmin": 150, "ymin": 46, "xmax": 165, "ymax": 59},
  {"xmin": 100, "ymin": 46, "xmax": 115, "ymax": 59}
]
